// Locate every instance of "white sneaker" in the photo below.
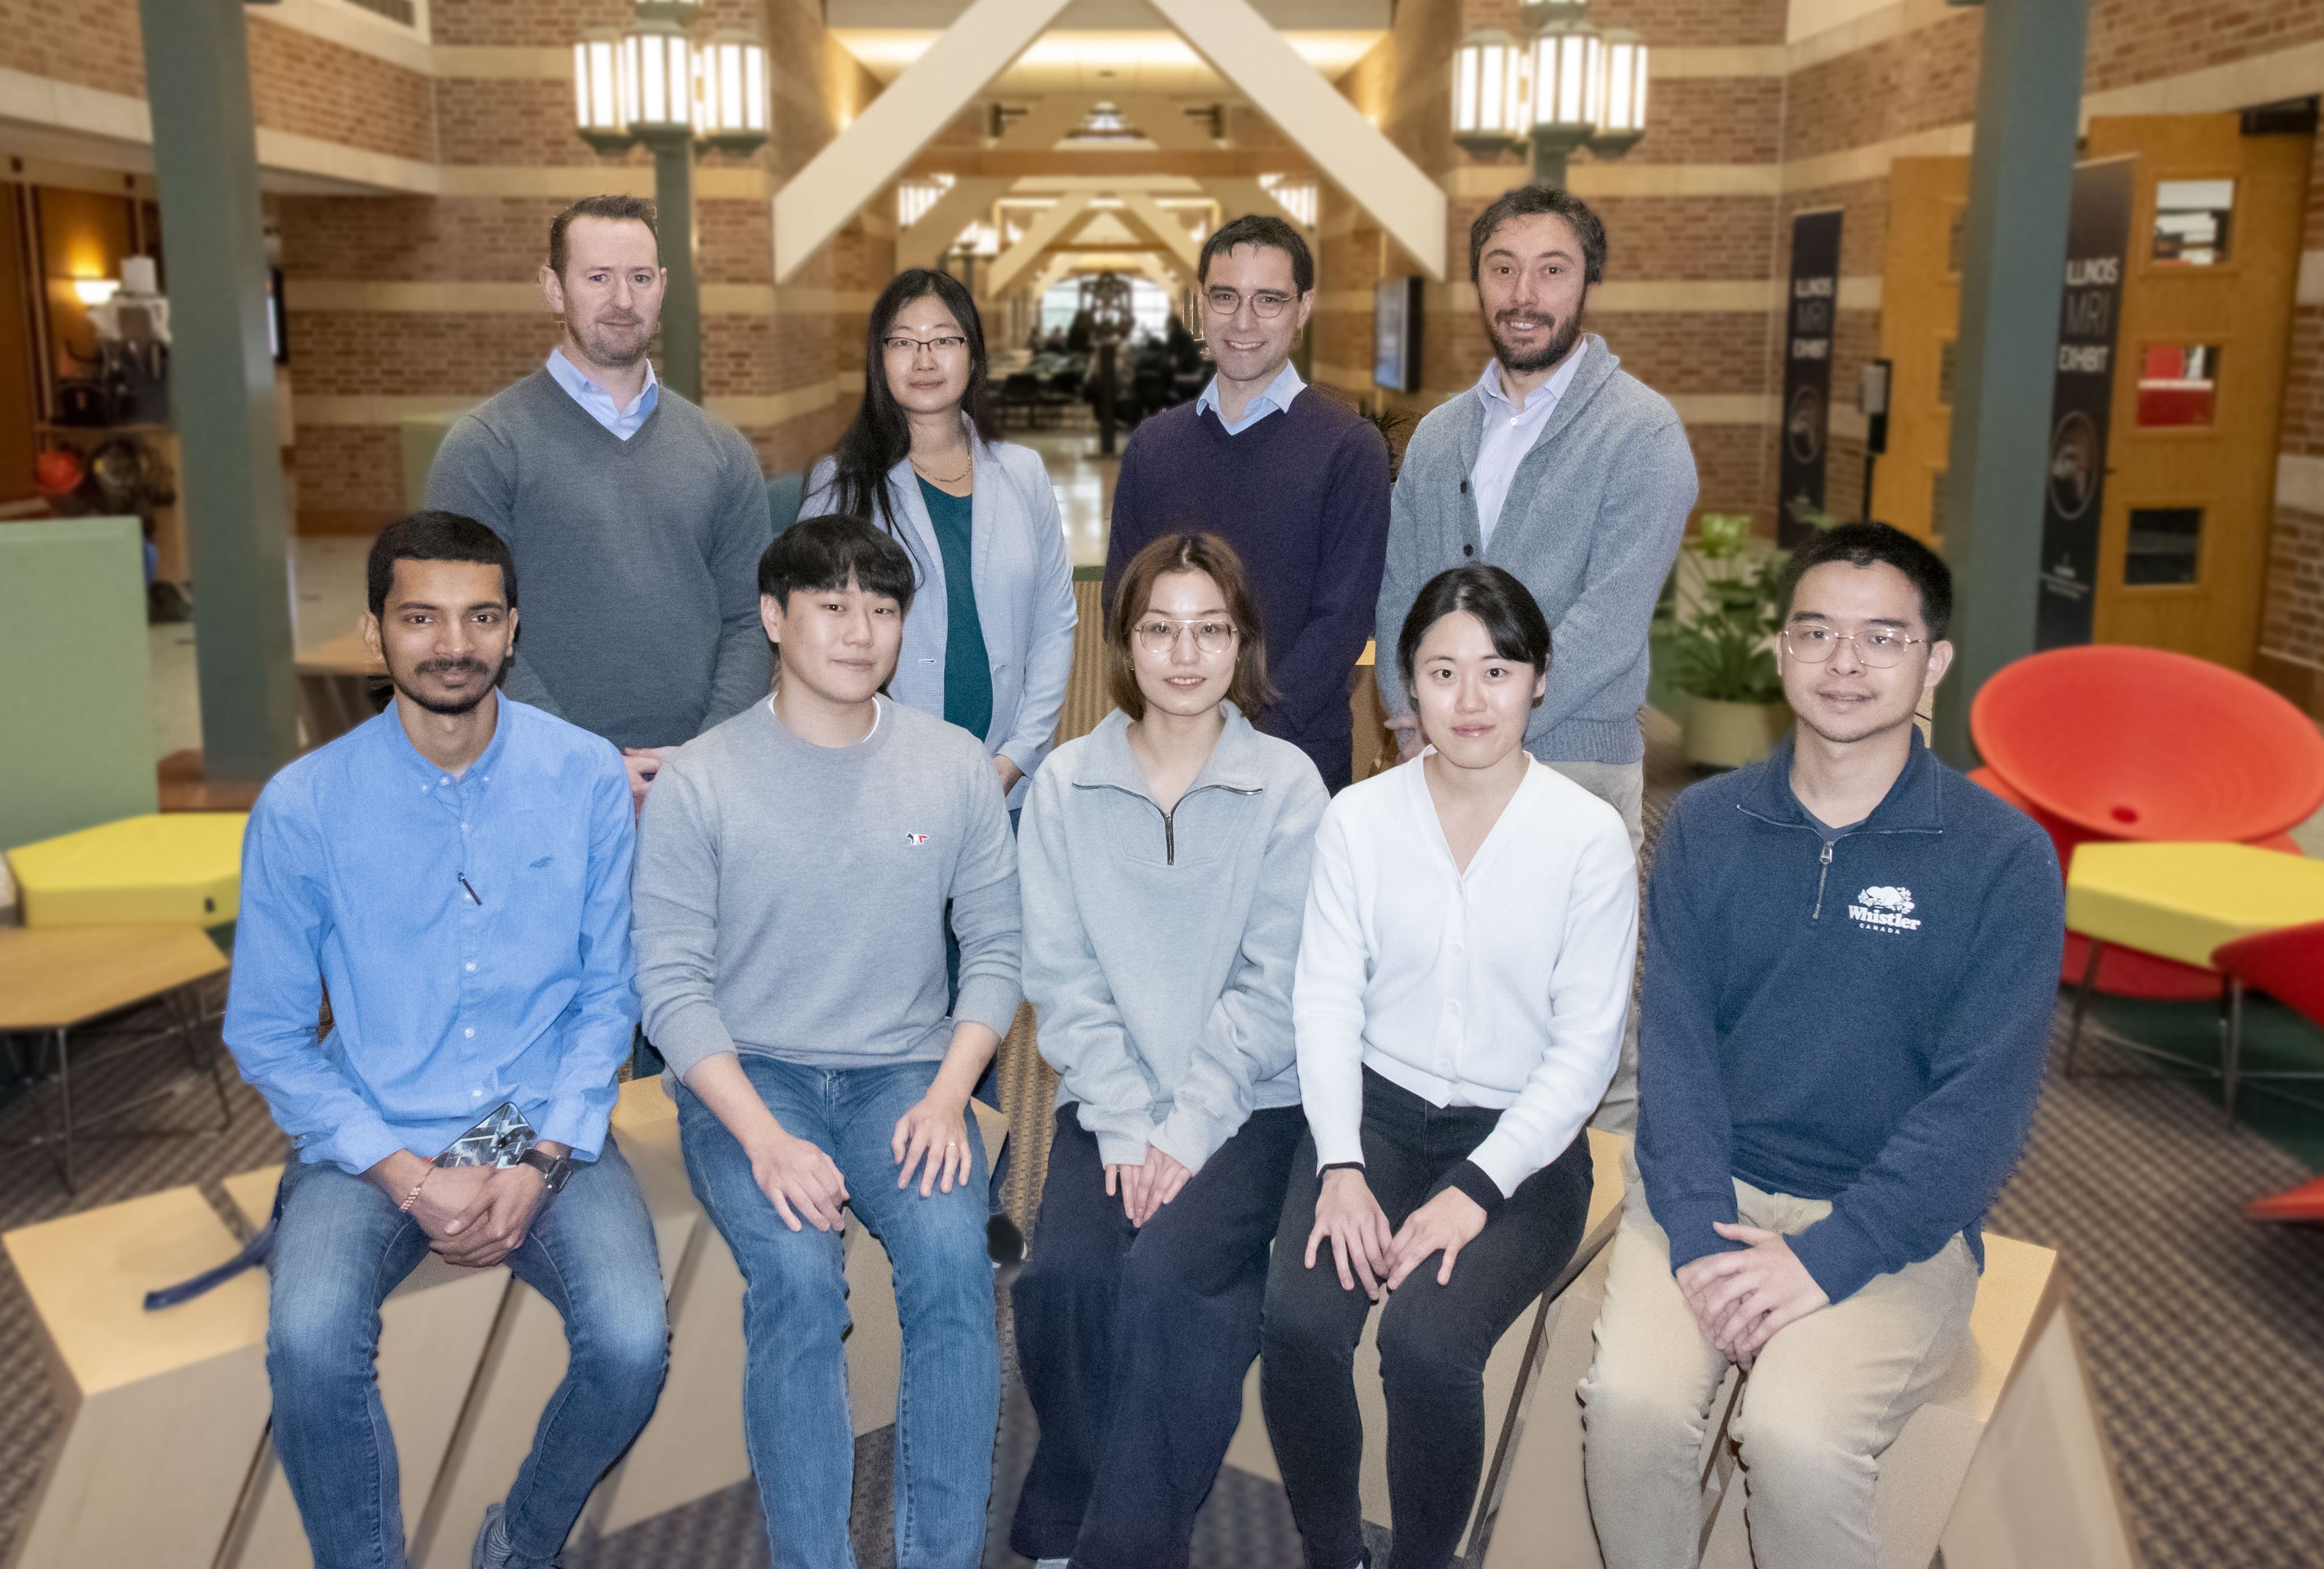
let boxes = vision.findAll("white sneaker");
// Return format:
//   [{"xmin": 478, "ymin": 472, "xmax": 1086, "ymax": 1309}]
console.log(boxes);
[{"xmin": 1036, "ymin": 1559, "xmax": 1071, "ymax": 1568}]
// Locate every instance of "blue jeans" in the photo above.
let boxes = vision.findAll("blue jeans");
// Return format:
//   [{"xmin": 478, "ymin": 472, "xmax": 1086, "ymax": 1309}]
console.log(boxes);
[
  {"xmin": 677, "ymin": 1055, "xmax": 999, "ymax": 1569},
  {"xmin": 266, "ymin": 1143, "xmax": 669, "ymax": 1569}
]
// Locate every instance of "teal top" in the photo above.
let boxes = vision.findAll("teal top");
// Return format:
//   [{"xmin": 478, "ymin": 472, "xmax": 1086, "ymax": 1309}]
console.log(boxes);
[{"xmin": 918, "ymin": 476, "xmax": 993, "ymax": 743}]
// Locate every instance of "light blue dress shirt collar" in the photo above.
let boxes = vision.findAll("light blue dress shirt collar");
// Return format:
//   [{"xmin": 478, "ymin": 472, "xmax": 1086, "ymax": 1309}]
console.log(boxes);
[
  {"xmin": 1472, "ymin": 337, "xmax": 1587, "ymax": 418},
  {"xmin": 1196, "ymin": 358, "xmax": 1306, "ymax": 436},
  {"xmin": 547, "ymin": 346, "xmax": 660, "ymax": 440}
]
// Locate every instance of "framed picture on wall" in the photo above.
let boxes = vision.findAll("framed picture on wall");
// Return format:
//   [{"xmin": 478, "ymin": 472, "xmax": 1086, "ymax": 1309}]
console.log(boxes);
[{"xmin": 1373, "ymin": 277, "xmax": 1423, "ymax": 393}]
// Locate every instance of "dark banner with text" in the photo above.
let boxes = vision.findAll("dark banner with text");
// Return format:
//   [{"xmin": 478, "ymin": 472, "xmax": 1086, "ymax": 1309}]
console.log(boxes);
[
  {"xmin": 2035, "ymin": 157, "xmax": 2134, "ymax": 648},
  {"xmin": 1778, "ymin": 208, "xmax": 1843, "ymax": 546}
]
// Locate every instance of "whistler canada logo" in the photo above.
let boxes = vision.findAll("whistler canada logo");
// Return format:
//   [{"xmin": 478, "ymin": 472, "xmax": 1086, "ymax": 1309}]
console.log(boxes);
[{"xmin": 1848, "ymin": 885, "xmax": 1921, "ymax": 934}]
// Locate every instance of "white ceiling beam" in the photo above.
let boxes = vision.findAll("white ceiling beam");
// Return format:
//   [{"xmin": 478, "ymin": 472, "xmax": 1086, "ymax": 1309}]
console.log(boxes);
[
  {"xmin": 986, "ymin": 189, "xmax": 1099, "ymax": 295},
  {"xmin": 1116, "ymin": 190, "xmax": 1203, "ymax": 272},
  {"xmin": 1140, "ymin": 0, "xmax": 1444, "ymax": 277},
  {"xmin": 897, "ymin": 176, "xmax": 1015, "ymax": 269},
  {"xmin": 1130, "ymin": 252, "xmax": 1190, "ymax": 296},
  {"xmin": 772, "ymin": 0, "xmax": 1077, "ymax": 281},
  {"xmin": 1114, "ymin": 96, "xmax": 1217, "ymax": 151},
  {"xmin": 997, "ymin": 94, "xmax": 1102, "ymax": 148},
  {"xmin": 1203, "ymin": 175, "xmax": 1312, "ymax": 235}
]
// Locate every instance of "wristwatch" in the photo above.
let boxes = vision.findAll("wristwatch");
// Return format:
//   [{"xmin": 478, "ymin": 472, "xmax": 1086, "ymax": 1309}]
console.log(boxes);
[{"xmin": 518, "ymin": 1146, "xmax": 573, "ymax": 1194}]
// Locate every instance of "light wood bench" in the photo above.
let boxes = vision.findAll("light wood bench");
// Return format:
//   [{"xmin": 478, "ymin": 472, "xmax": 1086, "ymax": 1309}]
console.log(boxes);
[
  {"xmin": 1482, "ymin": 1229, "xmax": 2141, "ymax": 1569},
  {"xmin": 211, "ymin": 1168, "xmax": 512, "ymax": 1569},
  {"xmin": 1221, "ymin": 1129, "xmax": 1630, "ymax": 1559},
  {"xmin": 1, "ymin": 1187, "xmax": 274, "ymax": 1569}
]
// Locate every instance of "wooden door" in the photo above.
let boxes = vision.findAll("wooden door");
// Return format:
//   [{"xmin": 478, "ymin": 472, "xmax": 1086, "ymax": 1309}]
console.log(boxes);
[
  {"xmin": 1873, "ymin": 157, "xmax": 1970, "ymax": 545},
  {"xmin": 2084, "ymin": 114, "xmax": 2308, "ymax": 670}
]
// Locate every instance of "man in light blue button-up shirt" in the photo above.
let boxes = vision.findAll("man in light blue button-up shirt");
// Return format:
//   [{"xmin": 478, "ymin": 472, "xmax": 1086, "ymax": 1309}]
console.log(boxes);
[{"xmin": 225, "ymin": 513, "xmax": 666, "ymax": 1569}]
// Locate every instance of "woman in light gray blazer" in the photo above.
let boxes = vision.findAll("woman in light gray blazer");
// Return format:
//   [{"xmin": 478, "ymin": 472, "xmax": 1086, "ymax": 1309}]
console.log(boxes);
[{"xmin": 804, "ymin": 268, "xmax": 1076, "ymax": 812}]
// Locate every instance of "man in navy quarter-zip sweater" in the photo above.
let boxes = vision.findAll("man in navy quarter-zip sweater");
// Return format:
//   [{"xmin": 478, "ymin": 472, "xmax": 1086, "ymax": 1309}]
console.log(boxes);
[{"xmin": 1580, "ymin": 523, "xmax": 2063, "ymax": 1569}]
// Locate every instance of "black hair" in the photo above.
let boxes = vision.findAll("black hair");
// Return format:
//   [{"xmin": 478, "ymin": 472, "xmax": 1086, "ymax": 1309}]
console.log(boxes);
[
  {"xmin": 550, "ymin": 194, "xmax": 658, "ymax": 277},
  {"xmin": 825, "ymin": 269, "xmax": 997, "ymax": 540},
  {"xmin": 1198, "ymin": 214, "xmax": 1315, "ymax": 295},
  {"xmin": 758, "ymin": 514, "xmax": 917, "ymax": 617},
  {"xmin": 366, "ymin": 511, "xmax": 516, "ymax": 620},
  {"xmin": 1396, "ymin": 564, "xmax": 1552, "ymax": 693},
  {"xmin": 1778, "ymin": 521, "xmax": 1952, "ymax": 640},
  {"xmin": 1469, "ymin": 186, "xmax": 1607, "ymax": 285}
]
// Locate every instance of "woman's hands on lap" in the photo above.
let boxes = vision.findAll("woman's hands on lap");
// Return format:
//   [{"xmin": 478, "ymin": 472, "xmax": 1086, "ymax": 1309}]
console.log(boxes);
[{"xmin": 1306, "ymin": 1168, "xmax": 1396, "ymax": 1299}]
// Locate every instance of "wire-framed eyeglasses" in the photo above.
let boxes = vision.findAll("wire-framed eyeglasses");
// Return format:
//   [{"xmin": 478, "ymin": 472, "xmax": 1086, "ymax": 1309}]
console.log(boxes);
[
  {"xmin": 1203, "ymin": 287, "xmax": 1295, "ymax": 319},
  {"xmin": 882, "ymin": 334, "xmax": 968, "ymax": 356},
  {"xmin": 1133, "ymin": 617, "xmax": 1238, "ymax": 656},
  {"xmin": 1780, "ymin": 625, "xmax": 1928, "ymax": 667}
]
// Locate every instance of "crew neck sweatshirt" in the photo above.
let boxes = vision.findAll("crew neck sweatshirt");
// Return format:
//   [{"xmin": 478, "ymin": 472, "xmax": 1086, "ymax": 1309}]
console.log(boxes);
[
  {"xmin": 427, "ymin": 369, "xmax": 773, "ymax": 750},
  {"xmin": 1106, "ymin": 390, "xmax": 1391, "ymax": 786},
  {"xmin": 630, "ymin": 695, "xmax": 1022, "ymax": 1079}
]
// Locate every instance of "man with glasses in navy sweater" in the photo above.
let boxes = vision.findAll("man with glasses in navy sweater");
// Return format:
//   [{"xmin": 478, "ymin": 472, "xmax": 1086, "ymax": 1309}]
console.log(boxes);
[
  {"xmin": 1105, "ymin": 215, "xmax": 1391, "ymax": 792},
  {"xmin": 1580, "ymin": 523, "xmax": 2063, "ymax": 1569}
]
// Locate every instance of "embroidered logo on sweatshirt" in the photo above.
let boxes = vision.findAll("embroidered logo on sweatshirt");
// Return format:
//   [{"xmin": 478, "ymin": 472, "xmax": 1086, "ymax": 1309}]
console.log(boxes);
[
  {"xmin": 1848, "ymin": 885, "xmax": 1921, "ymax": 934},
  {"xmin": 904, "ymin": 833, "xmax": 929, "ymax": 845}
]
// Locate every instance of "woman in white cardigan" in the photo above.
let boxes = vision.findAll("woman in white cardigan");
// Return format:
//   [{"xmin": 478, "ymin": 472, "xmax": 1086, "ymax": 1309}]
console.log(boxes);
[
  {"xmin": 1260, "ymin": 563, "xmax": 1638, "ymax": 1569},
  {"xmin": 804, "ymin": 268, "xmax": 1077, "ymax": 815}
]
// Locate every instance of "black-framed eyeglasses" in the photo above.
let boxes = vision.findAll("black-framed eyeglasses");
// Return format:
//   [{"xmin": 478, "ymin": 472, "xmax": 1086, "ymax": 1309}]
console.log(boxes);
[
  {"xmin": 1134, "ymin": 617, "xmax": 1238, "ymax": 656},
  {"xmin": 1203, "ymin": 287, "xmax": 1295, "ymax": 319},
  {"xmin": 883, "ymin": 334, "xmax": 968, "ymax": 355},
  {"xmin": 1781, "ymin": 625, "xmax": 1927, "ymax": 667}
]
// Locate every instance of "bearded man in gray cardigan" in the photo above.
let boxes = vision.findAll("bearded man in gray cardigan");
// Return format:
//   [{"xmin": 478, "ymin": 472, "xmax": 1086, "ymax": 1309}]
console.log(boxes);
[{"xmin": 1376, "ymin": 186, "xmax": 1696, "ymax": 1129}]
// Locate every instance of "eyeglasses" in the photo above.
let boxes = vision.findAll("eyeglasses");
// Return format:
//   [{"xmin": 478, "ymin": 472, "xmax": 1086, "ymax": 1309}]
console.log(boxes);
[
  {"xmin": 882, "ymin": 335, "xmax": 968, "ymax": 356},
  {"xmin": 1203, "ymin": 287, "xmax": 1295, "ymax": 320},
  {"xmin": 1781, "ymin": 625, "xmax": 1928, "ymax": 667},
  {"xmin": 1133, "ymin": 618, "xmax": 1238, "ymax": 656}
]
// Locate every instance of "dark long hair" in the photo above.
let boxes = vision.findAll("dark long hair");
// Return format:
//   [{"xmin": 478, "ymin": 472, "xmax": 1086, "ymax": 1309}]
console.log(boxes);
[{"xmin": 826, "ymin": 269, "xmax": 999, "ymax": 538}]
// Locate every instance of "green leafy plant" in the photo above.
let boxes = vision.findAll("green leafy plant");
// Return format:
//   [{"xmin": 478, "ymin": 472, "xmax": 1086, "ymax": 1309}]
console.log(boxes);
[
  {"xmin": 1362, "ymin": 404, "xmax": 1413, "ymax": 479},
  {"xmin": 1664, "ymin": 513, "xmax": 1785, "ymax": 705}
]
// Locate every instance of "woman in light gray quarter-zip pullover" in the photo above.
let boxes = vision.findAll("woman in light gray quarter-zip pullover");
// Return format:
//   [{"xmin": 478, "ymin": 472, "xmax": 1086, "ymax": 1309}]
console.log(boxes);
[{"xmin": 1006, "ymin": 532, "xmax": 1328, "ymax": 1569}]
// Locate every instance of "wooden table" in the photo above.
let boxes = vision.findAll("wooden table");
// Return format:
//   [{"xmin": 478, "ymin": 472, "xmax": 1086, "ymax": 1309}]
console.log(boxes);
[
  {"xmin": 0, "ymin": 924, "xmax": 234, "ymax": 1191},
  {"xmin": 295, "ymin": 629, "xmax": 388, "ymax": 748}
]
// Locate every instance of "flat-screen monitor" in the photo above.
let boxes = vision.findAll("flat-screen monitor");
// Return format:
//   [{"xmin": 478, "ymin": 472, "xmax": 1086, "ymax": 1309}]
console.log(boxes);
[{"xmin": 1373, "ymin": 277, "xmax": 1423, "ymax": 393}]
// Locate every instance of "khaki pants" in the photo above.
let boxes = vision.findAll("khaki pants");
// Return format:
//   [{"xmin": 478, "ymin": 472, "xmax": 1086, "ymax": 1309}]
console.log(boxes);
[
  {"xmin": 1545, "ymin": 759, "xmax": 1645, "ymax": 1134},
  {"xmin": 1578, "ymin": 1156, "xmax": 1977, "ymax": 1569}
]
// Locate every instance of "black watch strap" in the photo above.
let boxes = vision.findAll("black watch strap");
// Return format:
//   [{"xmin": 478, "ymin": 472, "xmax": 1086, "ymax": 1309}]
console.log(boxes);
[{"xmin": 519, "ymin": 1147, "xmax": 573, "ymax": 1193}]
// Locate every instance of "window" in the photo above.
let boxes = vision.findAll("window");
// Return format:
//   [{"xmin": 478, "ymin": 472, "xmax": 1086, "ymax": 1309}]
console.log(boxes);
[
  {"xmin": 2136, "ymin": 344, "xmax": 2222, "ymax": 426},
  {"xmin": 2151, "ymin": 179, "xmax": 2234, "ymax": 265},
  {"xmin": 2124, "ymin": 508, "xmax": 2202, "ymax": 585}
]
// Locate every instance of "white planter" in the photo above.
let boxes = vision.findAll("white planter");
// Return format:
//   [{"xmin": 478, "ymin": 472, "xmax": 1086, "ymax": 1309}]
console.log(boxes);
[{"xmin": 1681, "ymin": 695, "xmax": 1791, "ymax": 769}]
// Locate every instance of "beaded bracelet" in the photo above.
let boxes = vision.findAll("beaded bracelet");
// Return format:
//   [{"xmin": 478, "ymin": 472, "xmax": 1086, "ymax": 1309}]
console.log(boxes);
[{"xmin": 398, "ymin": 1168, "xmax": 431, "ymax": 1214}]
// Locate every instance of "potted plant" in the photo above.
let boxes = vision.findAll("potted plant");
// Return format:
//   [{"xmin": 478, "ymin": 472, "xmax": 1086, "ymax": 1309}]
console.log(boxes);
[{"xmin": 1663, "ymin": 513, "xmax": 1792, "ymax": 768}]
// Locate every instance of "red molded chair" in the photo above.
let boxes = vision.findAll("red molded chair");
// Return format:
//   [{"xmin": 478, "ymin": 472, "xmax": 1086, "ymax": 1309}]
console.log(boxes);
[
  {"xmin": 1967, "ymin": 766, "xmax": 2302, "ymax": 1001},
  {"xmin": 2210, "ymin": 920, "xmax": 2324, "ymax": 1122},
  {"xmin": 2247, "ymin": 1175, "xmax": 2324, "ymax": 1223},
  {"xmin": 1972, "ymin": 645, "xmax": 2324, "ymax": 843}
]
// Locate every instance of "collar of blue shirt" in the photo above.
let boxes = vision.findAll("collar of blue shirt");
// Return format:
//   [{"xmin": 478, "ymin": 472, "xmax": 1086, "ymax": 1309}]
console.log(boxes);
[
  {"xmin": 388, "ymin": 689, "xmax": 515, "ymax": 794},
  {"xmin": 547, "ymin": 346, "xmax": 660, "ymax": 439},
  {"xmin": 1473, "ymin": 335, "xmax": 1588, "ymax": 418},
  {"xmin": 1196, "ymin": 357, "xmax": 1306, "ymax": 435}
]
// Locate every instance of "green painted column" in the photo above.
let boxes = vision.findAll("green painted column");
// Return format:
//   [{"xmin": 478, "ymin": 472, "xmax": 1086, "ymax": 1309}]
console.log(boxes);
[
  {"xmin": 651, "ymin": 137, "xmax": 702, "ymax": 404},
  {"xmin": 138, "ymin": 0, "xmax": 301, "ymax": 783},
  {"xmin": 1934, "ymin": 0, "xmax": 2091, "ymax": 766}
]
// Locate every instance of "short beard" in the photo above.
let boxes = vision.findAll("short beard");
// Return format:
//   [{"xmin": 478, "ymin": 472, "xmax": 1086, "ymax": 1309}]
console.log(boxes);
[
  {"xmin": 391, "ymin": 652, "xmax": 511, "ymax": 716},
  {"xmin": 570, "ymin": 315, "xmax": 654, "ymax": 371},
  {"xmin": 1490, "ymin": 299, "xmax": 1586, "ymax": 376}
]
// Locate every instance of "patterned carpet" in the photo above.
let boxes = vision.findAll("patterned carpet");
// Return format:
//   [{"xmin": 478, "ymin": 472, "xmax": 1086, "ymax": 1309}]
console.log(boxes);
[{"xmin": 3, "ymin": 732, "xmax": 2321, "ymax": 1567}]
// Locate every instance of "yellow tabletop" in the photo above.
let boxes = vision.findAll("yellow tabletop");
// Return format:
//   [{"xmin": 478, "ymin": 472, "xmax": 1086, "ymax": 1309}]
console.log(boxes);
[
  {"xmin": 6, "ymin": 812, "xmax": 247, "ymax": 927},
  {"xmin": 0, "ymin": 924, "xmax": 230, "ymax": 1030},
  {"xmin": 2065, "ymin": 841, "xmax": 2324, "ymax": 970}
]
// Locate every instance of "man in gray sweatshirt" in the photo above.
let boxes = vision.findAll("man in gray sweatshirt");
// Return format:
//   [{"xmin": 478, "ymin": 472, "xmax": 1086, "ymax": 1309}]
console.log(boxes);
[
  {"xmin": 1375, "ymin": 186, "xmax": 1696, "ymax": 848},
  {"xmin": 631, "ymin": 516, "xmax": 1018, "ymax": 1569},
  {"xmin": 428, "ymin": 194, "xmax": 772, "ymax": 809}
]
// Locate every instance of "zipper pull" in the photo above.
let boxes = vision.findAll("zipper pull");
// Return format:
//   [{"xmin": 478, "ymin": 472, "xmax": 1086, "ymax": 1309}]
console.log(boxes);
[{"xmin": 1812, "ymin": 839, "xmax": 1834, "ymax": 921}]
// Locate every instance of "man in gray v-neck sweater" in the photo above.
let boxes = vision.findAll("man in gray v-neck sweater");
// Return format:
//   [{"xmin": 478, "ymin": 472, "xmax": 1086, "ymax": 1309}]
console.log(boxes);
[{"xmin": 428, "ymin": 369, "xmax": 771, "ymax": 753}]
